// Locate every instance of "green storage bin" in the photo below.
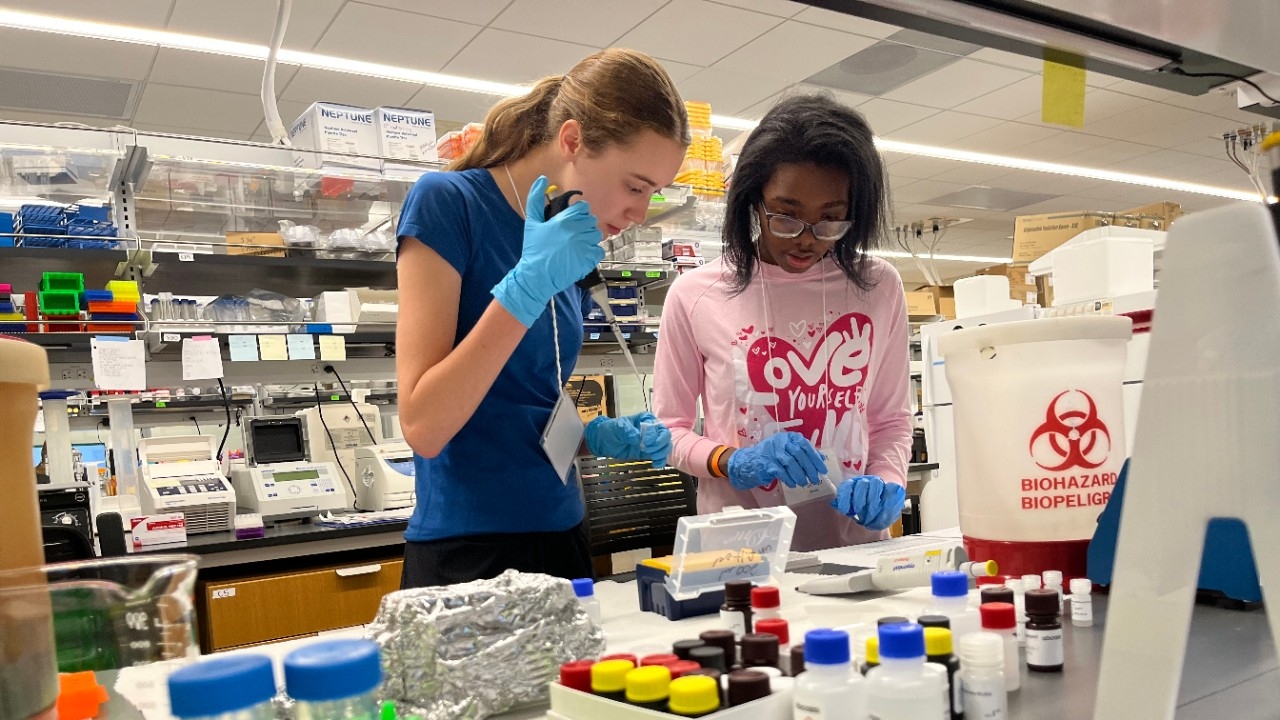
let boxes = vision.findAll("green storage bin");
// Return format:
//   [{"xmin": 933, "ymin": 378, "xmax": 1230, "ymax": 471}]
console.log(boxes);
[
  {"xmin": 40, "ymin": 271, "xmax": 85, "ymax": 293},
  {"xmin": 39, "ymin": 290, "xmax": 82, "ymax": 315}
]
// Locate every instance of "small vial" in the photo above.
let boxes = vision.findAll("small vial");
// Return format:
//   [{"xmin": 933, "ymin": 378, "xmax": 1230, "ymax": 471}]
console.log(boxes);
[
  {"xmin": 688, "ymin": 646, "xmax": 728, "ymax": 673},
  {"xmin": 795, "ymin": 630, "xmax": 867, "ymax": 720},
  {"xmin": 720, "ymin": 580, "xmax": 754, "ymax": 639},
  {"xmin": 917, "ymin": 615, "xmax": 951, "ymax": 631},
  {"xmin": 980, "ymin": 586, "xmax": 1015, "ymax": 607},
  {"xmin": 924, "ymin": 571, "xmax": 981, "ymax": 641},
  {"xmin": 862, "ymin": 636, "xmax": 879, "ymax": 675},
  {"xmin": 923, "ymin": 627, "xmax": 963, "ymax": 720},
  {"xmin": 740, "ymin": 632, "xmax": 780, "ymax": 670},
  {"xmin": 668, "ymin": 675, "xmax": 721, "ymax": 717},
  {"xmin": 699, "ymin": 629, "xmax": 737, "ymax": 667},
  {"xmin": 959, "ymin": 633, "xmax": 1009, "ymax": 720},
  {"xmin": 168, "ymin": 654, "xmax": 276, "ymax": 720},
  {"xmin": 979, "ymin": 602, "xmax": 1021, "ymax": 692},
  {"xmin": 1070, "ymin": 578, "xmax": 1094, "ymax": 627},
  {"xmin": 283, "ymin": 639, "xmax": 382, "ymax": 720},
  {"xmin": 558, "ymin": 659, "xmax": 595, "ymax": 693},
  {"xmin": 1020, "ymin": 574, "xmax": 1042, "ymax": 591},
  {"xmin": 865, "ymin": 623, "xmax": 948, "ymax": 720},
  {"xmin": 640, "ymin": 653, "xmax": 681, "ymax": 668},
  {"xmin": 877, "ymin": 615, "xmax": 911, "ymax": 627},
  {"xmin": 1005, "ymin": 578, "xmax": 1028, "ymax": 646},
  {"xmin": 789, "ymin": 644, "xmax": 806, "ymax": 677},
  {"xmin": 1042, "ymin": 570, "xmax": 1064, "ymax": 612},
  {"xmin": 590, "ymin": 659, "xmax": 634, "ymax": 701},
  {"xmin": 672, "ymin": 639, "xmax": 706, "ymax": 660},
  {"xmin": 753, "ymin": 618, "xmax": 790, "ymax": 671},
  {"xmin": 1024, "ymin": 589, "xmax": 1064, "ymax": 673},
  {"xmin": 726, "ymin": 669, "xmax": 772, "ymax": 707},
  {"xmin": 572, "ymin": 578, "xmax": 602, "ymax": 625},
  {"xmin": 625, "ymin": 666, "xmax": 672, "ymax": 711},
  {"xmin": 667, "ymin": 660, "xmax": 702, "ymax": 679},
  {"xmin": 600, "ymin": 653, "xmax": 639, "ymax": 667},
  {"xmin": 751, "ymin": 585, "xmax": 782, "ymax": 621}
]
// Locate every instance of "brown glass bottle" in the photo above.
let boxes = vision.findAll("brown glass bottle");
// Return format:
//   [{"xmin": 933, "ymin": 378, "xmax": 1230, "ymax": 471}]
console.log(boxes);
[{"xmin": 1025, "ymin": 588, "xmax": 1064, "ymax": 672}]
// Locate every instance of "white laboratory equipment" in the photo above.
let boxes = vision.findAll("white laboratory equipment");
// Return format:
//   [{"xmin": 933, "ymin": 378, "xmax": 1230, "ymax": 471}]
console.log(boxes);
[
  {"xmin": 230, "ymin": 417, "xmax": 348, "ymax": 521},
  {"xmin": 297, "ymin": 402, "xmax": 382, "ymax": 488},
  {"xmin": 137, "ymin": 435, "xmax": 236, "ymax": 534},
  {"xmin": 353, "ymin": 441, "xmax": 415, "ymax": 512}
]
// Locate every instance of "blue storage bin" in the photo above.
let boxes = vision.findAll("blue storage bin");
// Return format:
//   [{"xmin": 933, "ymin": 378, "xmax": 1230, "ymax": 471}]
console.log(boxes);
[{"xmin": 635, "ymin": 563, "xmax": 725, "ymax": 621}]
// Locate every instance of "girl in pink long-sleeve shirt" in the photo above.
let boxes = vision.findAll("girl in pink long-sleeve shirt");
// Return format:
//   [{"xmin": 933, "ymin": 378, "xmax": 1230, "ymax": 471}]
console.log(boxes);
[{"xmin": 654, "ymin": 94, "xmax": 913, "ymax": 552}]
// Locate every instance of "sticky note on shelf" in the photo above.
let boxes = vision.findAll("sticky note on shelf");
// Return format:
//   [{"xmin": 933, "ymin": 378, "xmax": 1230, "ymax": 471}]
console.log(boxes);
[
  {"xmin": 181, "ymin": 337, "xmax": 224, "ymax": 380},
  {"xmin": 318, "ymin": 335, "xmax": 347, "ymax": 362},
  {"xmin": 229, "ymin": 335, "xmax": 258, "ymax": 362},
  {"xmin": 1042, "ymin": 49, "xmax": 1086, "ymax": 128},
  {"xmin": 259, "ymin": 335, "xmax": 288, "ymax": 361},
  {"xmin": 90, "ymin": 337, "xmax": 146, "ymax": 390},
  {"xmin": 287, "ymin": 334, "xmax": 316, "ymax": 360}
]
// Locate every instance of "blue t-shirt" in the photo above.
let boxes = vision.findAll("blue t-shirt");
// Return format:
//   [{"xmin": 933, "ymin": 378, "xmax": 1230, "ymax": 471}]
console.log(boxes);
[{"xmin": 397, "ymin": 168, "xmax": 590, "ymax": 542}]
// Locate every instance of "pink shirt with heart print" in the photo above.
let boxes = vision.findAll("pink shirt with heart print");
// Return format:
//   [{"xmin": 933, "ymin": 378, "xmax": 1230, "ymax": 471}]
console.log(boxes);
[{"xmin": 653, "ymin": 254, "xmax": 913, "ymax": 551}]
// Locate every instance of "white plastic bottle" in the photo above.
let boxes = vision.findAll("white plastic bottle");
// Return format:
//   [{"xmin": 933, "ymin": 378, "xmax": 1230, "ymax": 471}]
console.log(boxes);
[
  {"xmin": 922, "ymin": 571, "xmax": 981, "ymax": 642},
  {"xmin": 1004, "ymin": 578, "xmax": 1027, "ymax": 646},
  {"xmin": 571, "ymin": 578, "xmax": 602, "ymax": 626},
  {"xmin": 1042, "ymin": 570, "xmax": 1064, "ymax": 613},
  {"xmin": 1069, "ymin": 578, "xmax": 1093, "ymax": 627},
  {"xmin": 792, "ymin": 629, "xmax": 867, "ymax": 720},
  {"xmin": 959, "ymin": 633, "xmax": 1008, "ymax": 720},
  {"xmin": 978, "ymin": 603, "xmax": 1020, "ymax": 692},
  {"xmin": 865, "ymin": 623, "xmax": 948, "ymax": 720}
]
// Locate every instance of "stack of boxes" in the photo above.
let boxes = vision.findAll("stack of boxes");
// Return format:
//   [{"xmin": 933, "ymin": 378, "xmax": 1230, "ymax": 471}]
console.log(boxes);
[
  {"xmin": 674, "ymin": 102, "xmax": 725, "ymax": 200},
  {"xmin": 86, "ymin": 280, "xmax": 141, "ymax": 333},
  {"xmin": 0, "ymin": 212, "xmax": 14, "ymax": 248},
  {"xmin": 38, "ymin": 272, "xmax": 85, "ymax": 332},
  {"xmin": 583, "ymin": 279, "xmax": 644, "ymax": 336},
  {"xmin": 669, "ymin": 240, "xmax": 705, "ymax": 274},
  {"xmin": 14, "ymin": 204, "xmax": 117, "ymax": 249},
  {"xmin": 0, "ymin": 284, "xmax": 22, "ymax": 332},
  {"xmin": 288, "ymin": 102, "xmax": 438, "ymax": 172}
]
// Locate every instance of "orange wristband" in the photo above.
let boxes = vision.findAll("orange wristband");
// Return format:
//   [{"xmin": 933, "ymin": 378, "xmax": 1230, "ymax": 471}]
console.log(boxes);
[{"xmin": 708, "ymin": 446, "xmax": 729, "ymax": 478}]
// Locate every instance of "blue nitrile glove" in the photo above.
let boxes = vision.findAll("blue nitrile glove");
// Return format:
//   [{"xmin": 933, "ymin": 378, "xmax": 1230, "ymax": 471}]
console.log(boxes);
[
  {"xmin": 584, "ymin": 412, "xmax": 673, "ymax": 467},
  {"xmin": 492, "ymin": 175, "xmax": 605, "ymax": 327},
  {"xmin": 726, "ymin": 432, "xmax": 828, "ymax": 491},
  {"xmin": 831, "ymin": 475, "xmax": 906, "ymax": 531}
]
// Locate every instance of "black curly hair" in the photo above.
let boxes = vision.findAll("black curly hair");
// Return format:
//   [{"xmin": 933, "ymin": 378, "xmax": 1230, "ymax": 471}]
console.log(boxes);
[{"xmin": 723, "ymin": 92, "xmax": 890, "ymax": 294}]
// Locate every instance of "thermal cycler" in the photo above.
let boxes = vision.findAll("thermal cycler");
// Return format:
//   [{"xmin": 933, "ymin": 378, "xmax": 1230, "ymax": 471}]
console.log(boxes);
[{"xmin": 229, "ymin": 417, "xmax": 348, "ymax": 522}]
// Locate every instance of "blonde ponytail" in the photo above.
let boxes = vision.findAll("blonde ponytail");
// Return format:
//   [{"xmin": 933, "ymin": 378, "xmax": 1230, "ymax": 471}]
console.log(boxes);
[{"xmin": 451, "ymin": 48, "xmax": 689, "ymax": 172}]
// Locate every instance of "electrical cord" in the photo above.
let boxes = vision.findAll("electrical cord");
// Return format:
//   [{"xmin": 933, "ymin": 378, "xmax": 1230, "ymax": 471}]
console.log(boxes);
[
  {"xmin": 215, "ymin": 379, "xmax": 232, "ymax": 462},
  {"xmin": 262, "ymin": 0, "xmax": 293, "ymax": 145},
  {"xmin": 314, "ymin": 383, "xmax": 358, "ymax": 510},
  {"xmin": 324, "ymin": 365, "xmax": 378, "ymax": 444},
  {"xmin": 1166, "ymin": 67, "xmax": 1280, "ymax": 106},
  {"xmin": 191, "ymin": 416, "xmax": 202, "ymax": 434}
]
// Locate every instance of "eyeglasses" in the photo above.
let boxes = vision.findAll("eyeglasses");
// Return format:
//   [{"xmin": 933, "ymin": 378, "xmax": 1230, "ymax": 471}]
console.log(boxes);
[{"xmin": 762, "ymin": 211, "xmax": 852, "ymax": 242}]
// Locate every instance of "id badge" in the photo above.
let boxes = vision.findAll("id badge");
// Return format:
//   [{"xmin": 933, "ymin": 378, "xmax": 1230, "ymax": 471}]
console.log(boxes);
[{"xmin": 541, "ymin": 389, "xmax": 585, "ymax": 485}]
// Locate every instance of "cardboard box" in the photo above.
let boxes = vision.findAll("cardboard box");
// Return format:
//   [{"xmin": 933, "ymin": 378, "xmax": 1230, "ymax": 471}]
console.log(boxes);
[
  {"xmin": 1116, "ymin": 201, "xmax": 1182, "ymax": 231},
  {"xmin": 1012, "ymin": 211, "xmax": 1115, "ymax": 263},
  {"xmin": 938, "ymin": 296, "xmax": 956, "ymax": 319},
  {"xmin": 905, "ymin": 291, "xmax": 938, "ymax": 316},
  {"xmin": 374, "ymin": 106, "xmax": 438, "ymax": 164},
  {"xmin": 976, "ymin": 264, "xmax": 1038, "ymax": 303},
  {"xmin": 225, "ymin": 231, "xmax": 286, "ymax": 257},
  {"xmin": 288, "ymin": 102, "xmax": 379, "ymax": 170},
  {"xmin": 131, "ymin": 513, "xmax": 188, "ymax": 547},
  {"xmin": 566, "ymin": 374, "xmax": 608, "ymax": 423},
  {"xmin": 1036, "ymin": 273, "xmax": 1054, "ymax": 308}
]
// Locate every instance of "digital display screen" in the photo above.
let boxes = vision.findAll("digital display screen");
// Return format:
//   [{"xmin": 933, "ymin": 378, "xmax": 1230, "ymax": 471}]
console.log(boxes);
[
  {"xmin": 274, "ymin": 469, "xmax": 320, "ymax": 482},
  {"xmin": 250, "ymin": 419, "xmax": 306, "ymax": 464}
]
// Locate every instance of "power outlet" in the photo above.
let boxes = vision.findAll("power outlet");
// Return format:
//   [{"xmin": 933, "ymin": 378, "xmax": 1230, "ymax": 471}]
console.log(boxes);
[{"xmin": 59, "ymin": 365, "xmax": 91, "ymax": 381}]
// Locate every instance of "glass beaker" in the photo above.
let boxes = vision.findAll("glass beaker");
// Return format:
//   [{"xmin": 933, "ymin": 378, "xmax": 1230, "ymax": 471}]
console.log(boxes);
[{"xmin": 0, "ymin": 554, "xmax": 200, "ymax": 674}]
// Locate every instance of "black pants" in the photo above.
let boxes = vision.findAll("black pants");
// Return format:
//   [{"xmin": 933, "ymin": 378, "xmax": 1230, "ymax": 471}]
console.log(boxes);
[{"xmin": 400, "ymin": 521, "xmax": 594, "ymax": 588}]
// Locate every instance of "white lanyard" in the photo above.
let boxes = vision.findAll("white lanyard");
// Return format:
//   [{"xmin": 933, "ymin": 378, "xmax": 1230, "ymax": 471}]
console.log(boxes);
[{"xmin": 505, "ymin": 165, "xmax": 562, "ymax": 390}]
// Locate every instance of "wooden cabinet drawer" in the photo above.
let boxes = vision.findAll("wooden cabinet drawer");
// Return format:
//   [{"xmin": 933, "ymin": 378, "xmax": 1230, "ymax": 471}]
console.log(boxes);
[{"xmin": 202, "ymin": 559, "xmax": 402, "ymax": 651}]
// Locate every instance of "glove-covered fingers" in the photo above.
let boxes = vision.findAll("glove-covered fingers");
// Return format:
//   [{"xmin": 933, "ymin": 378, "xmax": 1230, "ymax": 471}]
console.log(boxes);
[{"xmin": 867, "ymin": 483, "xmax": 906, "ymax": 530}]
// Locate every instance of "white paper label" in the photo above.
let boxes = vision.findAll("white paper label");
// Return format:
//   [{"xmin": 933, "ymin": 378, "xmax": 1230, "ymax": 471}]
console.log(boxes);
[
  {"xmin": 961, "ymin": 675, "xmax": 1007, "ymax": 719},
  {"xmin": 1071, "ymin": 598, "xmax": 1093, "ymax": 625},
  {"xmin": 212, "ymin": 588, "xmax": 236, "ymax": 599},
  {"xmin": 162, "ymin": 332, "xmax": 180, "ymax": 343},
  {"xmin": 181, "ymin": 337, "xmax": 224, "ymax": 380},
  {"xmin": 721, "ymin": 609, "xmax": 748, "ymax": 640},
  {"xmin": 91, "ymin": 338, "xmax": 147, "ymax": 390},
  {"xmin": 1025, "ymin": 627, "xmax": 1064, "ymax": 667},
  {"xmin": 178, "ymin": 252, "xmax": 194, "ymax": 262}
]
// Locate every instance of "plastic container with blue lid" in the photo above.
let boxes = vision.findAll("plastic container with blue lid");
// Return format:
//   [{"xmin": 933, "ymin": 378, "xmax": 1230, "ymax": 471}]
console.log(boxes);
[
  {"xmin": 167, "ymin": 654, "xmax": 277, "ymax": 720},
  {"xmin": 284, "ymin": 639, "xmax": 382, "ymax": 719}
]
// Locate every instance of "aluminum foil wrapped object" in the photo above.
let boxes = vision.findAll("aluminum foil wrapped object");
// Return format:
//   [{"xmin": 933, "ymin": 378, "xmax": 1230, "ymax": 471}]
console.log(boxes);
[{"xmin": 367, "ymin": 570, "xmax": 606, "ymax": 720}]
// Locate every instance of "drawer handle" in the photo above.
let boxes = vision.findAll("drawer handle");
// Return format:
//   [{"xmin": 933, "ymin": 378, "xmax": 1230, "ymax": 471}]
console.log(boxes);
[{"xmin": 336, "ymin": 564, "xmax": 383, "ymax": 578}]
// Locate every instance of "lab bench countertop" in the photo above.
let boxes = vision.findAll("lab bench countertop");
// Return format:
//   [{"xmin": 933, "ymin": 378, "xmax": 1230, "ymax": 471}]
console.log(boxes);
[{"xmin": 131, "ymin": 517, "xmax": 408, "ymax": 568}]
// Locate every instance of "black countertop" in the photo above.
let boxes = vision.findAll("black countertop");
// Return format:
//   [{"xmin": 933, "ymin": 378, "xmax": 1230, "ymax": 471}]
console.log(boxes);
[{"xmin": 133, "ymin": 518, "xmax": 407, "ymax": 556}]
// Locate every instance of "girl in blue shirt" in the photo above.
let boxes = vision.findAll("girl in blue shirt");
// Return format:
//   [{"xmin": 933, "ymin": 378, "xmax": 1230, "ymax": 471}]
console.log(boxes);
[{"xmin": 396, "ymin": 49, "xmax": 690, "ymax": 587}]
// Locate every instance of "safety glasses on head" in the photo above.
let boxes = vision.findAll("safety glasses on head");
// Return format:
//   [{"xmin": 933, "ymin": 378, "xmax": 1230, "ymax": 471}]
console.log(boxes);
[{"xmin": 762, "ymin": 211, "xmax": 852, "ymax": 242}]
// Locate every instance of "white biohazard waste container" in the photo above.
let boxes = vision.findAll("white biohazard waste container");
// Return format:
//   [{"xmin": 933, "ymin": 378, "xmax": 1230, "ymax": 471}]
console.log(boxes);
[{"xmin": 937, "ymin": 316, "xmax": 1132, "ymax": 580}]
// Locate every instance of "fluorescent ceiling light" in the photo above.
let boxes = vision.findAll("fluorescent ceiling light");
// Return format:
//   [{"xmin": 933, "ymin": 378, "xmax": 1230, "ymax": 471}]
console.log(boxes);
[
  {"xmin": 873, "ymin": 250, "xmax": 1012, "ymax": 263},
  {"xmin": 850, "ymin": 0, "xmax": 1172, "ymax": 71},
  {"xmin": 0, "ymin": 9, "xmax": 1257, "ymax": 202}
]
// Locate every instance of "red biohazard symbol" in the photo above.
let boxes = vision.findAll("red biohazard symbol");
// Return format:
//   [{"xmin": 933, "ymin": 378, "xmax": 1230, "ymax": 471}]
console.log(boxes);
[{"xmin": 1028, "ymin": 390, "xmax": 1111, "ymax": 471}]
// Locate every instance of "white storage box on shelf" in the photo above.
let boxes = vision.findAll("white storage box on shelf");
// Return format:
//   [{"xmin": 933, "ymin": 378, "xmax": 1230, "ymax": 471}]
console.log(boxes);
[
  {"xmin": 288, "ymin": 102, "xmax": 379, "ymax": 171},
  {"xmin": 1028, "ymin": 226, "xmax": 1162, "ymax": 306},
  {"xmin": 953, "ymin": 275, "xmax": 1021, "ymax": 318},
  {"xmin": 374, "ymin": 106, "xmax": 438, "ymax": 176}
]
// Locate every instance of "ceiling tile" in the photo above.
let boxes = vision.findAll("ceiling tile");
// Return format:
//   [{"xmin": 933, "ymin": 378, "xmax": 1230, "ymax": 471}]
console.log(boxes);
[
  {"xmin": 133, "ymin": 84, "xmax": 264, "ymax": 135},
  {"xmin": 0, "ymin": 28, "xmax": 157, "ymax": 81},
  {"xmin": 1159, "ymin": 86, "xmax": 1246, "ymax": 119},
  {"xmin": 615, "ymin": 0, "xmax": 783, "ymax": 67},
  {"xmin": 1106, "ymin": 79, "xmax": 1179, "ymax": 103},
  {"xmin": 149, "ymin": 48, "xmax": 298, "ymax": 96},
  {"xmin": 492, "ymin": 0, "xmax": 666, "ymax": 46},
  {"xmin": 953, "ymin": 122, "xmax": 1060, "ymax": 153},
  {"xmin": 657, "ymin": 59, "xmax": 704, "ymax": 83},
  {"xmin": 356, "ymin": 0, "xmax": 512, "ymax": 25},
  {"xmin": 888, "ymin": 155, "xmax": 959, "ymax": 180},
  {"xmin": 1108, "ymin": 148, "xmax": 1203, "ymax": 174},
  {"xmin": 987, "ymin": 171, "xmax": 1109, "ymax": 196},
  {"xmin": 315, "ymin": 3, "xmax": 481, "ymax": 70},
  {"xmin": 714, "ymin": 21, "xmax": 876, "ymax": 83},
  {"xmin": 1082, "ymin": 88, "xmax": 1153, "ymax": 123},
  {"xmin": 1011, "ymin": 131, "xmax": 1112, "ymax": 161},
  {"xmin": 677, "ymin": 67, "xmax": 792, "ymax": 116},
  {"xmin": 168, "ymin": 0, "xmax": 343, "ymax": 50},
  {"xmin": 1061, "ymin": 140, "xmax": 1160, "ymax": 165},
  {"xmin": 928, "ymin": 164, "xmax": 1013, "ymax": 186},
  {"xmin": 890, "ymin": 179, "xmax": 967, "ymax": 203},
  {"xmin": 1085, "ymin": 70, "xmax": 1126, "ymax": 89},
  {"xmin": 965, "ymin": 47, "xmax": 1043, "ymax": 74},
  {"xmin": 883, "ymin": 59, "xmax": 1030, "ymax": 110},
  {"xmin": 709, "ymin": 0, "xmax": 806, "ymax": 17},
  {"xmin": 953, "ymin": 76, "xmax": 1044, "ymax": 120},
  {"xmin": 1179, "ymin": 135, "xmax": 1232, "ymax": 158},
  {"xmin": 6, "ymin": 0, "xmax": 173, "ymax": 28},
  {"xmin": 1008, "ymin": 195, "xmax": 1118, "ymax": 214},
  {"xmin": 407, "ymin": 87, "xmax": 503, "ymax": 125},
  {"xmin": 444, "ymin": 29, "xmax": 600, "ymax": 85},
  {"xmin": 1073, "ymin": 104, "xmax": 1201, "ymax": 141},
  {"xmin": 885, "ymin": 111, "xmax": 1003, "ymax": 145},
  {"xmin": 856, "ymin": 98, "xmax": 938, "ymax": 134},
  {"xmin": 792, "ymin": 6, "xmax": 899, "ymax": 39},
  {"xmin": 282, "ymin": 69, "xmax": 420, "ymax": 108}
]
